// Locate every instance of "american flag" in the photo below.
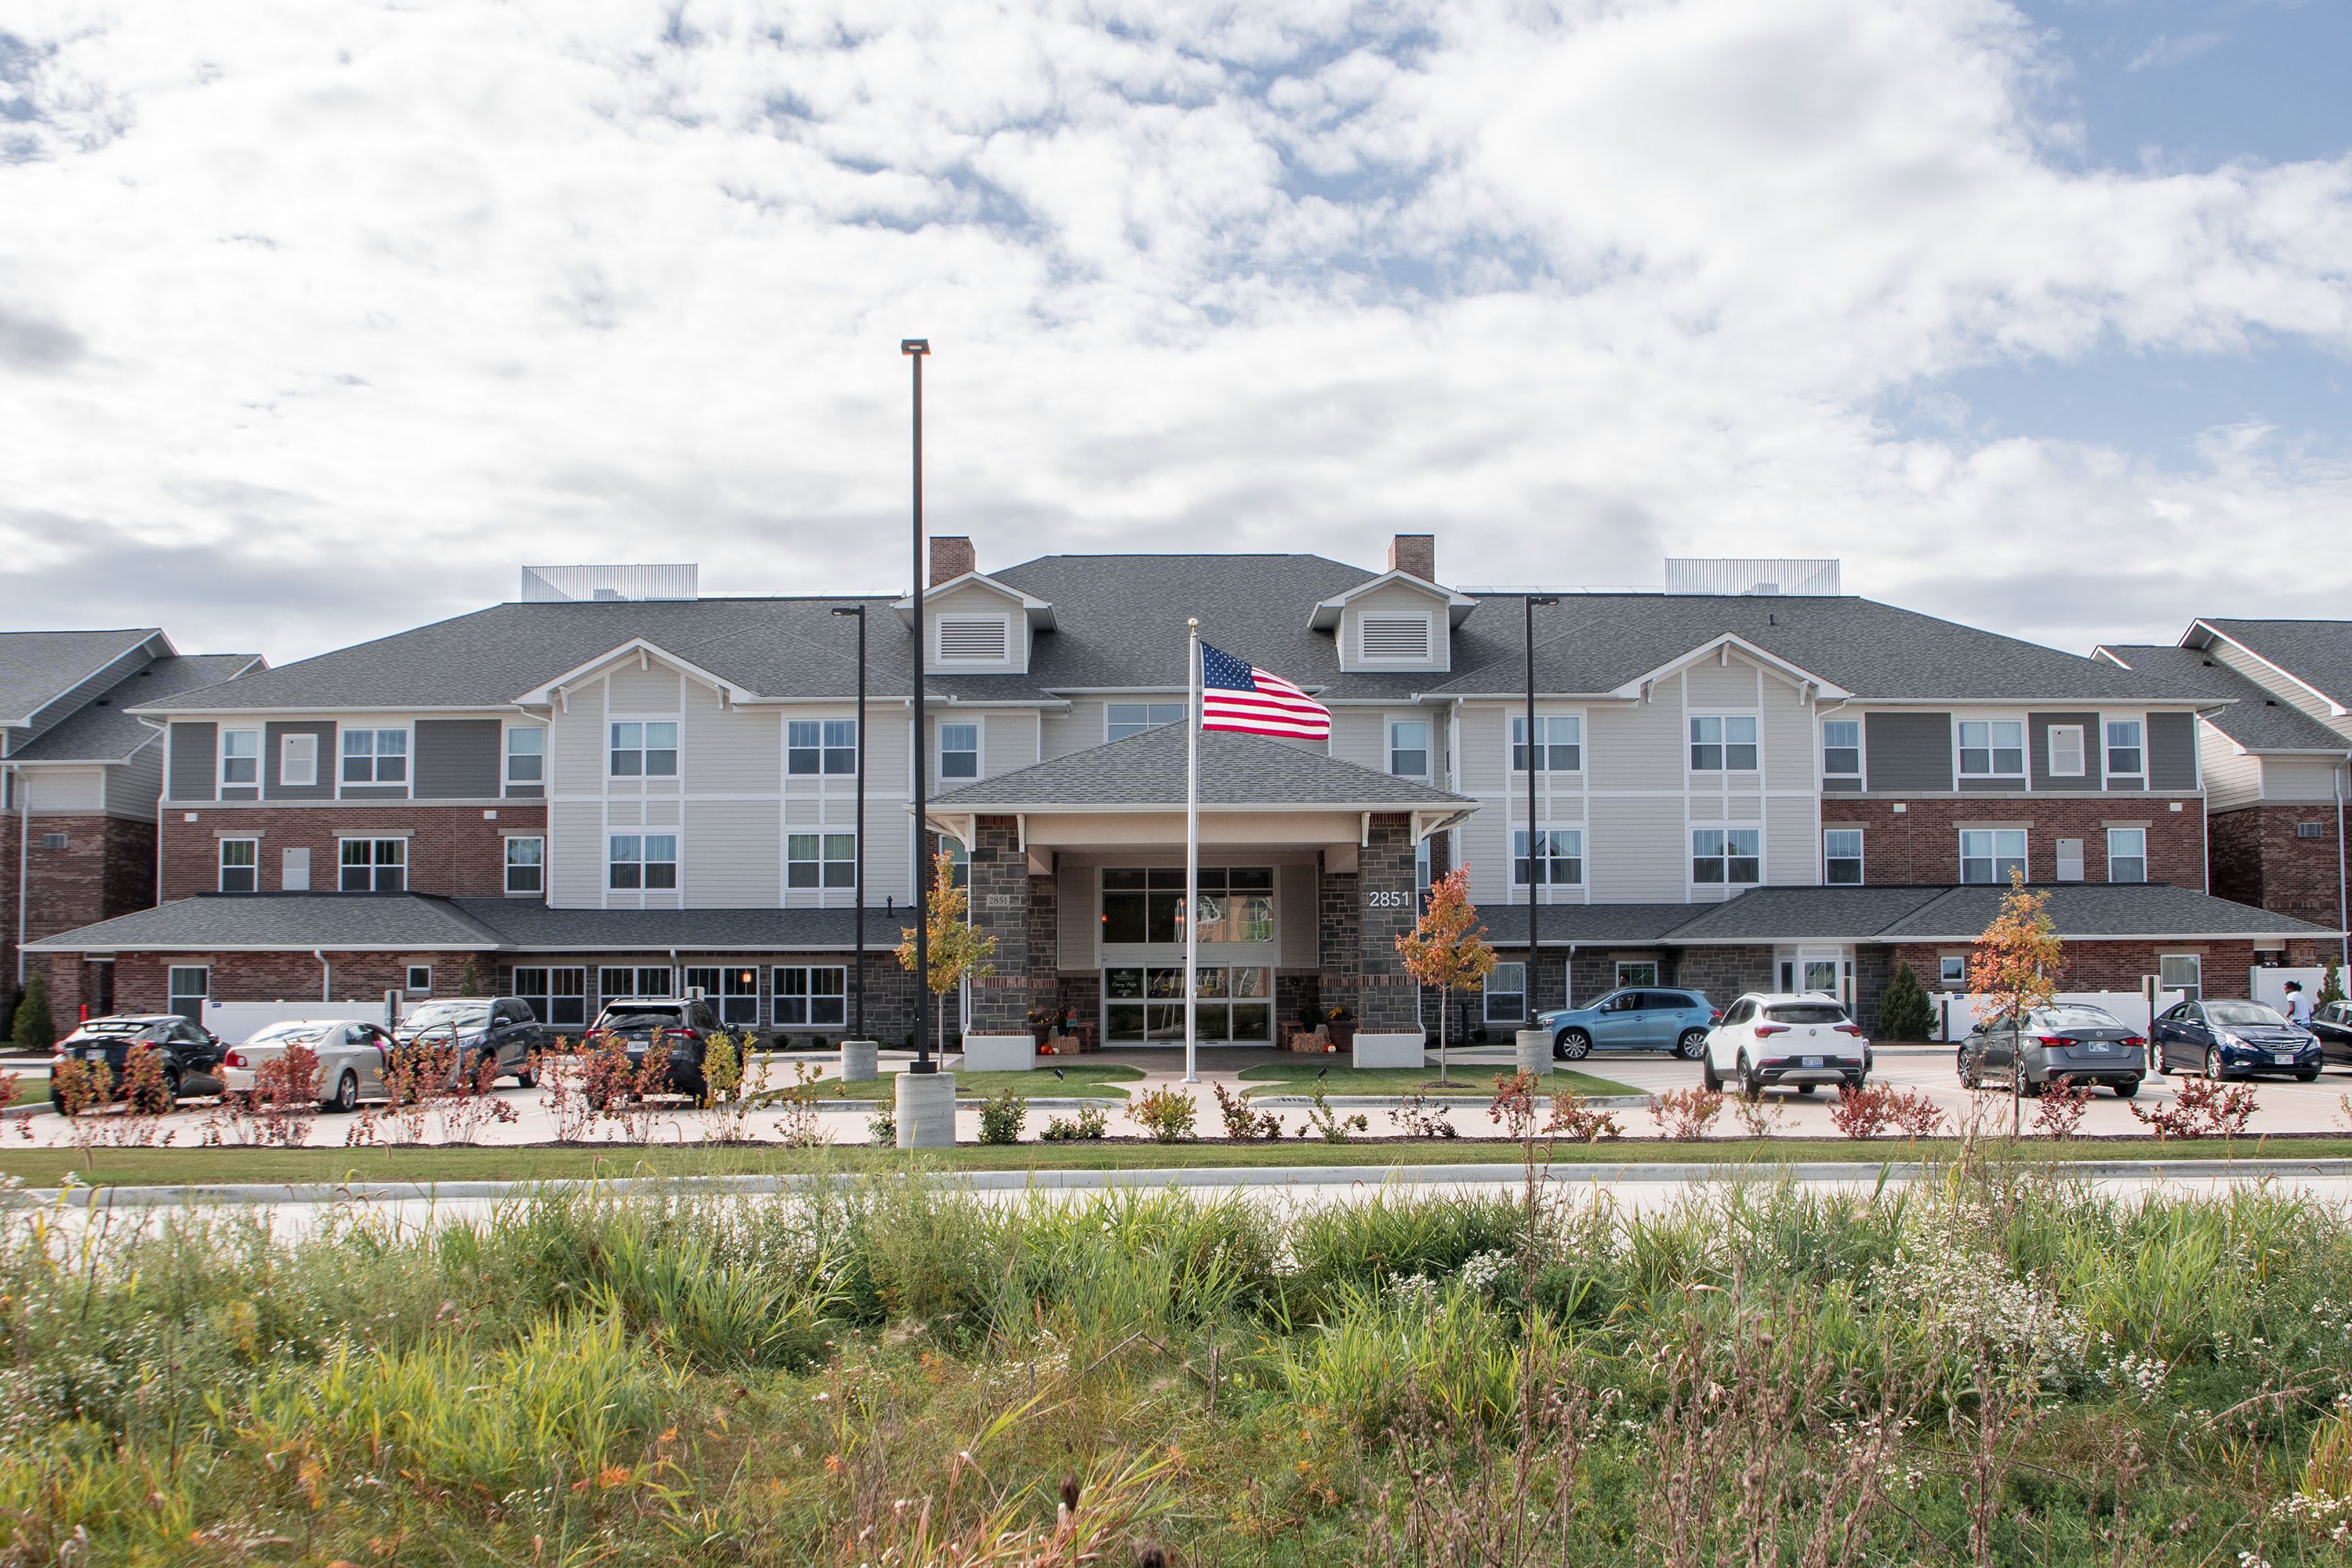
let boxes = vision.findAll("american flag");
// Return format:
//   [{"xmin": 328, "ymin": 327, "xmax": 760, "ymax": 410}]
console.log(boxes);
[{"xmin": 1200, "ymin": 641, "xmax": 1331, "ymax": 740}]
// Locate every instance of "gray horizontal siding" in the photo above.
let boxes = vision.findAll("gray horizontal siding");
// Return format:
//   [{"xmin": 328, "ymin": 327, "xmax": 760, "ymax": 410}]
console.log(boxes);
[
  {"xmin": 1864, "ymin": 712, "xmax": 1951, "ymax": 792},
  {"xmin": 167, "ymin": 722, "xmax": 216, "ymax": 803},
  {"xmin": 2028, "ymin": 712, "xmax": 2100, "ymax": 790},
  {"xmin": 266, "ymin": 720, "xmax": 336, "ymax": 801},
  {"xmin": 2149, "ymin": 711, "xmax": 2198, "ymax": 791},
  {"xmin": 416, "ymin": 718, "xmax": 500, "ymax": 799}
]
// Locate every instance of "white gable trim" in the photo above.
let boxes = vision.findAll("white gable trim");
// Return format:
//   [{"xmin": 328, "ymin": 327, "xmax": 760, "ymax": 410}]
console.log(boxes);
[
  {"xmin": 511, "ymin": 640, "xmax": 758, "ymax": 707},
  {"xmin": 1308, "ymin": 570, "xmax": 1475, "ymax": 630},
  {"xmin": 2184, "ymin": 620, "xmax": 2351, "ymax": 717},
  {"xmin": 891, "ymin": 571, "xmax": 1056, "ymax": 630},
  {"xmin": 1604, "ymin": 634, "xmax": 1852, "ymax": 702}
]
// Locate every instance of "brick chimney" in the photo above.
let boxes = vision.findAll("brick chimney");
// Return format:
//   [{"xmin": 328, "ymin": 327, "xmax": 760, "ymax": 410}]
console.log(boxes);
[
  {"xmin": 929, "ymin": 535, "xmax": 976, "ymax": 586},
  {"xmin": 1387, "ymin": 533, "xmax": 1436, "ymax": 583}
]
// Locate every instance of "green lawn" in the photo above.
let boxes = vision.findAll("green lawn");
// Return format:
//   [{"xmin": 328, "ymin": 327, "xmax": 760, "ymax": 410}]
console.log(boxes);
[
  {"xmin": 5, "ymin": 1076, "xmax": 45, "ymax": 1109},
  {"xmin": 4, "ymin": 1131, "xmax": 2342, "ymax": 1189},
  {"xmin": 1238, "ymin": 1062, "xmax": 1639, "ymax": 1098}
]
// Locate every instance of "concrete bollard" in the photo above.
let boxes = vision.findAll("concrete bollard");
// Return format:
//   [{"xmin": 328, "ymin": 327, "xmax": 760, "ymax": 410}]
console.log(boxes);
[
  {"xmin": 1515, "ymin": 1028, "xmax": 1555, "ymax": 1077},
  {"xmin": 840, "ymin": 1039, "xmax": 878, "ymax": 1082},
  {"xmin": 895, "ymin": 1068, "xmax": 957, "ymax": 1149}
]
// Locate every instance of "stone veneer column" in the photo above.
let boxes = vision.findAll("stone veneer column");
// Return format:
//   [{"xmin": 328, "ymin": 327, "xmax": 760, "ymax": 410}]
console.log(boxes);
[
  {"xmin": 962, "ymin": 817, "xmax": 1051, "ymax": 1063},
  {"xmin": 1318, "ymin": 856, "xmax": 1360, "ymax": 1023},
  {"xmin": 1352, "ymin": 814, "xmax": 1425, "ymax": 1066}
]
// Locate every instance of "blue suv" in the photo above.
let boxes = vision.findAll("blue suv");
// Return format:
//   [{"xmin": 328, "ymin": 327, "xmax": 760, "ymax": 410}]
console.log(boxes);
[{"xmin": 1536, "ymin": 988, "xmax": 1721, "ymax": 1060}]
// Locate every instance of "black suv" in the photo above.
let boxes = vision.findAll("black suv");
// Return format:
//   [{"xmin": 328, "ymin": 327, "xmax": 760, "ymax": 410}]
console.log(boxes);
[
  {"xmin": 53, "ymin": 1014, "xmax": 227, "ymax": 1109},
  {"xmin": 584, "ymin": 996, "xmax": 724, "ymax": 1098},
  {"xmin": 394, "ymin": 996, "xmax": 543, "ymax": 1086}
]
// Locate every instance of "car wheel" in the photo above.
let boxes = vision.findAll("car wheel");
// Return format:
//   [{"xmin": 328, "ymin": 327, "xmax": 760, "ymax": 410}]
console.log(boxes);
[
  {"xmin": 1674, "ymin": 1029, "xmax": 1708, "ymax": 1060},
  {"xmin": 2206, "ymin": 1046, "xmax": 2228, "ymax": 1081},
  {"xmin": 1737, "ymin": 1054, "xmax": 1762, "ymax": 1101},
  {"xmin": 1795, "ymin": 1083, "xmax": 1818, "ymax": 1095},
  {"xmin": 327, "ymin": 1070, "xmax": 359, "ymax": 1114},
  {"xmin": 2298, "ymin": 1067, "xmax": 2321, "ymax": 1083},
  {"xmin": 1958, "ymin": 1048, "xmax": 1980, "ymax": 1091},
  {"xmin": 1555, "ymin": 1029, "xmax": 1592, "ymax": 1061},
  {"xmin": 2113, "ymin": 1078, "xmax": 2140, "ymax": 1099},
  {"xmin": 1700, "ymin": 1051, "xmax": 1723, "ymax": 1092},
  {"xmin": 2020, "ymin": 1074, "xmax": 2043, "ymax": 1099},
  {"xmin": 159, "ymin": 1066, "xmax": 183, "ymax": 1105},
  {"xmin": 515, "ymin": 1063, "xmax": 536, "ymax": 1089}
]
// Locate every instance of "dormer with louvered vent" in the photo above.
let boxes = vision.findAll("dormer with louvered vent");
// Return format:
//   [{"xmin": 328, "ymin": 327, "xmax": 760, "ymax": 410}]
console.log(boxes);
[
  {"xmin": 895, "ymin": 564, "xmax": 1054, "ymax": 675},
  {"xmin": 1310, "ymin": 545, "xmax": 1472, "ymax": 673}
]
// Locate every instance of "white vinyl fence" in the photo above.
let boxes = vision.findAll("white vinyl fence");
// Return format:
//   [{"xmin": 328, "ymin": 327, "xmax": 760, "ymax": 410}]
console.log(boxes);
[{"xmin": 202, "ymin": 999, "xmax": 397, "ymax": 1045}]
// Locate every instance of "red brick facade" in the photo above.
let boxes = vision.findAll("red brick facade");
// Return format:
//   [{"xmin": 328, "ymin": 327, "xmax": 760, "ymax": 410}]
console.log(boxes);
[
  {"xmin": 1884, "ymin": 938, "xmax": 2331, "ymax": 1000},
  {"xmin": 2, "ymin": 811, "xmax": 155, "ymax": 995},
  {"xmin": 2209, "ymin": 804, "xmax": 2346, "ymax": 931},
  {"xmin": 158, "ymin": 804, "xmax": 546, "ymax": 902},
  {"xmin": 1824, "ymin": 796, "xmax": 2204, "ymax": 887}
]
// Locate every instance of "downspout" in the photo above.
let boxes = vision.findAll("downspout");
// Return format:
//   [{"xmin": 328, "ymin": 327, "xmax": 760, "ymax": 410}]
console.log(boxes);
[
  {"xmin": 12, "ymin": 764, "xmax": 27, "ymax": 990},
  {"xmin": 2338, "ymin": 769, "xmax": 2348, "ymax": 971},
  {"xmin": 314, "ymin": 949, "xmax": 329, "ymax": 1004}
]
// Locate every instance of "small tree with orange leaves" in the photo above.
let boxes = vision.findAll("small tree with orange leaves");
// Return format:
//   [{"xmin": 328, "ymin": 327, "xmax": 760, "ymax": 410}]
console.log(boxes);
[
  {"xmin": 898, "ymin": 848, "xmax": 997, "ymax": 1053},
  {"xmin": 1967, "ymin": 869, "xmax": 2063, "ymax": 1137},
  {"xmin": 1396, "ymin": 866, "xmax": 1496, "ymax": 1086}
]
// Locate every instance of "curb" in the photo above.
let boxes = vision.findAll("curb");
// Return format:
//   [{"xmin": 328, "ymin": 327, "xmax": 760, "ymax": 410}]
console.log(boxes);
[
  {"xmin": 16, "ymin": 1155, "xmax": 2352, "ymax": 1210},
  {"xmin": 1248, "ymin": 1094, "xmax": 1654, "ymax": 1110}
]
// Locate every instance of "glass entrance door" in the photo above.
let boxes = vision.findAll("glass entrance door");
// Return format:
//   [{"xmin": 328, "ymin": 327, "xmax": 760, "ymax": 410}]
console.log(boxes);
[
  {"xmin": 1777, "ymin": 949, "xmax": 1854, "ymax": 1008},
  {"xmin": 1104, "ymin": 966, "xmax": 1273, "ymax": 1043}
]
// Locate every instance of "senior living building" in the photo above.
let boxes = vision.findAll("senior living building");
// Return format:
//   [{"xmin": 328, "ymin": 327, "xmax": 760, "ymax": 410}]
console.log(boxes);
[{"xmin": 21, "ymin": 539, "xmax": 2339, "ymax": 1044}]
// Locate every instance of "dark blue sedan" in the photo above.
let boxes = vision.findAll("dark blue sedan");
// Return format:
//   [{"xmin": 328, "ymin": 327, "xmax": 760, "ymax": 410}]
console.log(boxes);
[{"xmin": 2151, "ymin": 998, "xmax": 2321, "ymax": 1082}]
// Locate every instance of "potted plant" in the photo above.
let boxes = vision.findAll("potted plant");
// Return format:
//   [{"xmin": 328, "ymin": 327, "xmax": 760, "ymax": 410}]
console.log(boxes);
[
  {"xmin": 1325, "ymin": 1004, "xmax": 1356, "ymax": 1050},
  {"xmin": 1026, "ymin": 1006, "xmax": 1058, "ymax": 1047}
]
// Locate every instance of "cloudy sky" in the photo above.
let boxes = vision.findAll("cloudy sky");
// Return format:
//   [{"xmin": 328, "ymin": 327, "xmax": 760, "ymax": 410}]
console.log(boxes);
[{"xmin": 2, "ymin": 0, "xmax": 2347, "ymax": 666}]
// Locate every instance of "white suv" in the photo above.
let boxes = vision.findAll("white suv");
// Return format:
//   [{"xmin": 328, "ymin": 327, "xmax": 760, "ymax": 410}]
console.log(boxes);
[{"xmin": 1701, "ymin": 993, "xmax": 1872, "ymax": 1097}]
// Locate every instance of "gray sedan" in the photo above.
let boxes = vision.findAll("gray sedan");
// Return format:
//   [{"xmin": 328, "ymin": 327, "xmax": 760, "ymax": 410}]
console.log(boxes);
[{"xmin": 221, "ymin": 1019, "xmax": 397, "ymax": 1112}]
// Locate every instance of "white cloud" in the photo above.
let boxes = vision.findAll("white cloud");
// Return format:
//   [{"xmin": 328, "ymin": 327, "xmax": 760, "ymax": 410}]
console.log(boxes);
[{"xmin": 0, "ymin": 0, "xmax": 2346, "ymax": 665}]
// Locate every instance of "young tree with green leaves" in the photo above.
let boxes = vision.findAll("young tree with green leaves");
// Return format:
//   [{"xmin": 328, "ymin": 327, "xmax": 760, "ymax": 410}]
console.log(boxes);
[
  {"xmin": 1966, "ymin": 870, "xmax": 2062, "ymax": 1137},
  {"xmin": 9, "ymin": 970, "xmax": 54, "ymax": 1056},
  {"xmin": 2321, "ymin": 955, "xmax": 2346, "ymax": 1010},
  {"xmin": 1877, "ymin": 960, "xmax": 1935, "ymax": 1043},
  {"xmin": 1395, "ymin": 866, "xmax": 1497, "ymax": 1086},
  {"xmin": 898, "ymin": 848, "xmax": 997, "ymax": 1053}
]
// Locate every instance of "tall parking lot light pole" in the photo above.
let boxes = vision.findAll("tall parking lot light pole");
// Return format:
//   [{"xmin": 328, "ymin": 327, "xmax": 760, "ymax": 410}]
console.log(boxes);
[
  {"xmin": 1524, "ymin": 593, "xmax": 1559, "ymax": 1025},
  {"xmin": 831, "ymin": 604, "xmax": 868, "ymax": 1042},
  {"xmin": 902, "ymin": 338, "xmax": 934, "ymax": 1074}
]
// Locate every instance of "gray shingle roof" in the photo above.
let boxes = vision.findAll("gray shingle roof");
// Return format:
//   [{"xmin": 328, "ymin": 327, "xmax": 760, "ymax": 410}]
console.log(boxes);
[
  {"xmin": 452, "ymin": 901, "xmax": 900, "ymax": 952},
  {"xmin": 0, "ymin": 629, "xmax": 160, "ymax": 728},
  {"xmin": 25, "ymin": 895, "xmax": 506, "ymax": 952},
  {"xmin": 1656, "ymin": 886, "xmax": 1952, "ymax": 942},
  {"xmin": 1472, "ymin": 904, "xmax": 1700, "ymax": 945},
  {"xmin": 1871, "ymin": 883, "xmax": 2336, "ymax": 942},
  {"xmin": 2190, "ymin": 619, "xmax": 2352, "ymax": 712},
  {"xmin": 9, "ymin": 654, "xmax": 261, "ymax": 762},
  {"xmin": 2096, "ymin": 644, "xmax": 2349, "ymax": 752},
  {"xmin": 928, "ymin": 722, "xmax": 1475, "ymax": 810}
]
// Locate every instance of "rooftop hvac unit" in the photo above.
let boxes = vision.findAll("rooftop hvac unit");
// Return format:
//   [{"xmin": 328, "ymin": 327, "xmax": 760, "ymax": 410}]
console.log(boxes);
[
  {"xmin": 519, "ymin": 564, "xmax": 699, "ymax": 602},
  {"xmin": 1662, "ymin": 558, "xmax": 1842, "ymax": 597}
]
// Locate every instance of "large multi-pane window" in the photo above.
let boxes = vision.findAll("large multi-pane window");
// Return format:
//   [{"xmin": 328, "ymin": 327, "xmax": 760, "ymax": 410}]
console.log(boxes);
[
  {"xmin": 2106, "ymin": 720, "xmax": 2144, "ymax": 779},
  {"xmin": 684, "ymin": 966, "xmax": 762, "ymax": 1028},
  {"xmin": 1824, "ymin": 829, "xmax": 1864, "ymax": 885},
  {"xmin": 609, "ymin": 721, "xmax": 678, "ymax": 778},
  {"xmin": 787, "ymin": 720, "xmax": 857, "ymax": 775},
  {"xmin": 1483, "ymin": 961, "xmax": 1527, "ymax": 1023},
  {"xmin": 1101, "ymin": 867, "xmax": 1272, "ymax": 944},
  {"xmin": 219, "ymin": 838, "xmax": 258, "ymax": 892},
  {"xmin": 339, "ymin": 837, "xmax": 406, "ymax": 892},
  {"xmin": 608, "ymin": 833, "xmax": 678, "ymax": 891},
  {"xmin": 341, "ymin": 728, "xmax": 408, "ymax": 786},
  {"xmin": 1959, "ymin": 829, "xmax": 2027, "ymax": 884},
  {"xmin": 1821, "ymin": 719, "xmax": 1860, "ymax": 779},
  {"xmin": 1103, "ymin": 965, "xmax": 1271, "ymax": 1041},
  {"xmin": 505, "ymin": 727, "xmax": 544, "ymax": 787},
  {"xmin": 1388, "ymin": 720, "xmax": 1429, "ymax": 778},
  {"xmin": 2107, "ymin": 828, "xmax": 2147, "ymax": 884},
  {"xmin": 509, "ymin": 966, "xmax": 587, "ymax": 1029},
  {"xmin": 773, "ymin": 966, "xmax": 848, "ymax": 1027},
  {"xmin": 220, "ymin": 729, "xmax": 260, "ymax": 787},
  {"xmin": 1510, "ymin": 716, "xmax": 1581, "ymax": 772},
  {"xmin": 1106, "ymin": 702, "xmax": 1185, "ymax": 741},
  {"xmin": 1957, "ymin": 720, "xmax": 2024, "ymax": 778},
  {"xmin": 598, "ymin": 967, "xmax": 673, "ymax": 1010},
  {"xmin": 939, "ymin": 723, "xmax": 979, "ymax": 779},
  {"xmin": 504, "ymin": 837, "xmax": 544, "ymax": 894},
  {"xmin": 1512, "ymin": 829, "xmax": 1583, "ymax": 887},
  {"xmin": 1690, "ymin": 716, "xmax": 1759, "ymax": 771},
  {"xmin": 1692, "ymin": 828, "xmax": 1762, "ymax": 885},
  {"xmin": 787, "ymin": 833, "xmax": 855, "ymax": 889}
]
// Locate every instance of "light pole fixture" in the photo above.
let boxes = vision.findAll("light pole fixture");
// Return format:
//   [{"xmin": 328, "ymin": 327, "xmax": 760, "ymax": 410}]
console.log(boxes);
[
  {"xmin": 1524, "ymin": 593, "xmax": 1559, "ymax": 1025},
  {"xmin": 902, "ymin": 337, "xmax": 935, "ymax": 1073},
  {"xmin": 830, "ymin": 604, "xmax": 868, "ymax": 1042}
]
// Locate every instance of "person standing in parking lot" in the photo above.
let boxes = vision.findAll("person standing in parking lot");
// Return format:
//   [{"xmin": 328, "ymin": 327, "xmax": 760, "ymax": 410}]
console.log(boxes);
[{"xmin": 2285, "ymin": 981, "xmax": 2314, "ymax": 1027}]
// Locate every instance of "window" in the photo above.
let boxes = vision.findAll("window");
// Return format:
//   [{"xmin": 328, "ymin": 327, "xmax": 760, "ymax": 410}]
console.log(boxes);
[
  {"xmin": 281, "ymin": 733, "xmax": 318, "ymax": 787},
  {"xmin": 341, "ymin": 728, "xmax": 408, "ymax": 786},
  {"xmin": 684, "ymin": 966, "xmax": 762, "ymax": 1028},
  {"xmin": 942, "ymin": 838, "xmax": 969, "ymax": 890},
  {"xmin": 38, "ymin": 832, "xmax": 66, "ymax": 851},
  {"xmin": 787, "ymin": 833, "xmax": 855, "ymax": 889},
  {"xmin": 1103, "ymin": 965, "xmax": 1272, "ymax": 1041},
  {"xmin": 406, "ymin": 965, "xmax": 433, "ymax": 994},
  {"xmin": 609, "ymin": 721, "xmax": 678, "ymax": 779},
  {"xmin": 1359, "ymin": 613, "xmax": 1432, "ymax": 662},
  {"xmin": 1510, "ymin": 716, "xmax": 1582, "ymax": 772},
  {"xmin": 167, "ymin": 966, "xmax": 209, "ymax": 1024},
  {"xmin": 939, "ymin": 723, "xmax": 979, "ymax": 780},
  {"xmin": 510, "ymin": 967, "xmax": 587, "ymax": 1029},
  {"xmin": 1107, "ymin": 702, "xmax": 1185, "ymax": 742},
  {"xmin": 773, "ymin": 966, "xmax": 848, "ymax": 1026},
  {"xmin": 2107, "ymin": 827, "xmax": 2147, "ymax": 884},
  {"xmin": 1823, "ymin": 829, "xmax": 1863, "ymax": 885},
  {"xmin": 2105, "ymin": 720, "xmax": 2144, "ymax": 779},
  {"xmin": 339, "ymin": 837, "xmax": 406, "ymax": 892},
  {"xmin": 786, "ymin": 719, "xmax": 858, "ymax": 775},
  {"xmin": 2299, "ymin": 822, "xmax": 2328, "ymax": 840},
  {"xmin": 505, "ymin": 727, "xmax": 544, "ymax": 786},
  {"xmin": 1937, "ymin": 956, "xmax": 1967, "ymax": 987},
  {"xmin": 219, "ymin": 837, "xmax": 258, "ymax": 892},
  {"xmin": 598, "ymin": 966, "xmax": 673, "ymax": 1009},
  {"xmin": 1616, "ymin": 961, "xmax": 1660, "ymax": 987},
  {"xmin": 936, "ymin": 615, "xmax": 1010, "ymax": 662},
  {"xmin": 608, "ymin": 833, "xmax": 679, "ymax": 891},
  {"xmin": 1388, "ymin": 720, "xmax": 1429, "ymax": 778},
  {"xmin": 1692, "ymin": 827, "xmax": 1762, "ymax": 885},
  {"xmin": 1102, "ymin": 867, "xmax": 1272, "ymax": 944},
  {"xmin": 504, "ymin": 836, "xmax": 544, "ymax": 895},
  {"xmin": 1512, "ymin": 828, "xmax": 1584, "ymax": 887},
  {"xmin": 2048, "ymin": 724, "xmax": 2086, "ymax": 778},
  {"xmin": 1959, "ymin": 829, "xmax": 2027, "ymax": 884},
  {"xmin": 1484, "ymin": 961, "xmax": 1526, "ymax": 1023},
  {"xmin": 1821, "ymin": 719, "xmax": 1860, "ymax": 779},
  {"xmin": 1415, "ymin": 837, "xmax": 1432, "ymax": 895},
  {"xmin": 1690, "ymin": 716, "xmax": 1759, "ymax": 771},
  {"xmin": 1957, "ymin": 720, "xmax": 2024, "ymax": 778},
  {"xmin": 220, "ymin": 728, "xmax": 260, "ymax": 787},
  {"xmin": 2158, "ymin": 953, "xmax": 2201, "ymax": 1000}
]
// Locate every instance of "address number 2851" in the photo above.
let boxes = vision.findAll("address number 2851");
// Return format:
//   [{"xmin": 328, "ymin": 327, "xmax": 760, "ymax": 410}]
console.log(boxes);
[{"xmin": 1366, "ymin": 889, "xmax": 1410, "ymax": 909}]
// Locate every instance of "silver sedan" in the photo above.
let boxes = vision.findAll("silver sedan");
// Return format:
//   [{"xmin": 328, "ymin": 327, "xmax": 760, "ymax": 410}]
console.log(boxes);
[{"xmin": 221, "ymin": 1019, "xmax": 397, "ymax": 1112}]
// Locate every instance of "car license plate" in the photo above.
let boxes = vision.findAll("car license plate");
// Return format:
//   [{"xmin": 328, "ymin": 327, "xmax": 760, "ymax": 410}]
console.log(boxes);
[
  {"xmin": 1802, "ymin": 1055, "xmax": 1823, "ymax": 1069},
  {"xmin": 2276, "ymin": 1052, "xmax": 2298, "ymax": 1065},
  {"xmin": 2085, "ymin": 1041, "xmax": 2111, "ymax": 1053}
]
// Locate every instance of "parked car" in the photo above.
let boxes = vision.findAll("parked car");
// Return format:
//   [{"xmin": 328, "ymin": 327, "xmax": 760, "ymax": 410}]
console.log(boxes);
[
  {"xmin": 50, "ymin": 1014, "xmax": 226, "ymax": 1109},
  {"xmin": 1700, "ymin": 993, "xmax": 1870, "ymax": 1096},
  {"xmin": 220, "ymin": 1018, "xmax": 399, "ymax": 1112},
  {"xmin": 583, "ymin": 996, "xmax": 723, "ymax": 1098},
  {"xmin": 394, "ymin": 997, "xmax": 542, "ymax": 1087},
  {"xmin": 2151, "ymin": 999, "xmax": 2321, "ymax": 1081},
  {"xmin": 1538, "ymin": 987, "xmax": 1721, "ymax": 1060},
  {"xmin": 2311, "ymin": 1000, "xmax": 2352, "ymax": 1069},
  {"xmin": 1956, "ymin": 1004, "xmax": 2145, "ymax": 1098}
]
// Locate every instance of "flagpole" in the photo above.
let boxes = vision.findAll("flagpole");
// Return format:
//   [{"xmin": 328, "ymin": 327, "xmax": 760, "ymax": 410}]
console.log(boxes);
[{"xmin": 1184, "ymin": 618, "xmax": 1200, "ymax": 1085}]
